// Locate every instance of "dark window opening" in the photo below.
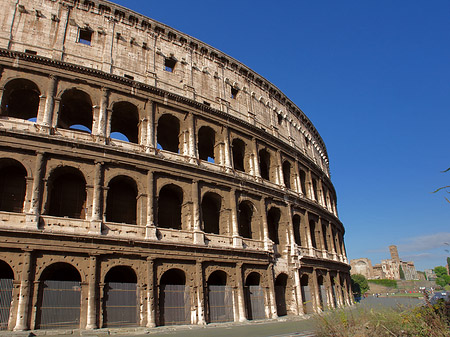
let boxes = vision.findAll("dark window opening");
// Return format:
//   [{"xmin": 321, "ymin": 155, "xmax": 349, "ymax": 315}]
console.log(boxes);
[
  {"xmin": 277, "ymin": 114, "xmax": 283, "ymax": 125},
  {"xmin": 0, "ymin": 159, "xmax": 26, "ymax": 213},
  {"xmin": 0, "ymin": 79, "xmax": 40, "ymax": 120},
  {"xmin": 275, "ymin": 274, "xmax": 288, "ymax": 317},
  {"xmin": 157, "ymin": 114, "xmax": 180, "ymax": 153},
  {"xmin": 106, "ymin": 176, "xmax": 138, "ymax": 224},
  {"xmin": 157, "ymin": 184, "xmax": 183, "ymax": 230},
  {"xmin": 267, "ymin": 207, "xmax": 280, "ymax": 245},
  {"xmin": 124, "ymin": 74, "xmax": 134, "ymax": 80},
  {"xmin": 230, "ymin": 87, "xmax": 238, "ymax": 99},
  {"xmin": 232, "ymin": 138, "xmax": 245, "ymax": 172},
  {"xmin": 309, "ymin": 220, "xmax": 317, "ymax": 249},
  {"xmin": 203, "ymin": 101, "xmax": 210, "ymax": 106},
  {"xmin": 78, "ymin": 28, "xmax": 93, "ymax": 46},
  {"xmin": 160, "ymin": 269, "xmax": 186, "ymax": 286},
  {"xmin": 158, "ymin": 269, "xmax": 188, "ymax": 326},
  {"xmin": 312, "ymin": 178, "xmax": 319, "ymax": 201},
  {"xmin": 282, "ymin": 161, "xmax": 291, "ymax": 189},
  {"xmin": 105, "ymin": 266, "xmax": 137, "ymax": 283},
  {"xmin": 110, "ymin": 102, "xmax": 139, "ymax": 143},
  {"xmin": 299, "ymin": 169, "xmax": 307, "ymax": 196},
  {"xmin": 238, "ymin": 201, "xmax": 253, "ymax": 239},
  {"xmin": 207, "ymin": 271, "xmax": 227, "ymax": 286},
  {"xmin": 164, "ymin": 58, "xmax": 176, "ymax": 72},
  {"xmin": 293, "ymin": 215, "xmax": 301, "ymax": 246},
  {"xmin": 0, "ymin": 260, "xmax": 14, "ymax": 279},
  {"xmin": 198, "ymin": 126, "xmax": 215, "ymax": 162},
  {"xmin": 47, "ymin": 167, "xmax": 86, "ymax": 219},
  {"xmin": 258, "ymin": 149, "xmax": 270, "ymax": 181},
  {"xmin": 57, "ymin": 89, "xmax": 93, "ymax": 133},
  {"xmin": 322, "ymin": 223, "xmax": 328, "ymax": 251},
  {"xmin": 25, "ymin": 49, "xmax": 37, "ymax": 55},
  {"xmin": 245, "ymin": 272, "xmax": 260, "ymax": 286},
  {"xmin": 201, "ymin": 192, "xmax": 221, "ymax": 234}
]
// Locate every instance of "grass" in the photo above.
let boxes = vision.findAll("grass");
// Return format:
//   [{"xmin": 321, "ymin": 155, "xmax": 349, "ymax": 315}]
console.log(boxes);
[{"xmin": 314, "ymin": 301, "xmax": 449, "ymax": 337}]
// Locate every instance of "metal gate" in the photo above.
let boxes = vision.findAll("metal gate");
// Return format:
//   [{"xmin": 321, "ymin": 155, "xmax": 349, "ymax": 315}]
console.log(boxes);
[
  {"xmin": 207, "ymin": 285, "xmax": 233, "ymax": 323},
  {"xmin": 159, "ymin": 285, "xmax": 190, "ymax": 326},
  {"xmin": 0, "ymin": 278, "xmax": 13, "ymax": 330},
  {"xmin": 331, "ymin": 284, "xmax": 337, "ymax": 307},
  {"xmin": 39, "ymin": 280, "xmax": 81, "ymax": 329},
  {"xmin": 301, "ymin": 285, "xmax": 313, "ymax": 314},
  {"xmin": 245, "ymin": 285, "xmax": 265, "ymax": 320},
  {"xmin": 275, "ymin": 285, "xmax": 287, "ymax": 316},
  {"xmin": 104, "ymin": 282, "xmax": 138, "ymax": 327},
  {"xmin": 319, "ymin": 284, "xmax": 328, "ymax": 310}
]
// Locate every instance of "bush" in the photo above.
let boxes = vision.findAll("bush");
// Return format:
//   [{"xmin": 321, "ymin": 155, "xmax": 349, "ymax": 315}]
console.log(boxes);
[
  {"xmin": 368, "ymin": 279, "xmax": 398, "ymax": 288},
  {"xmin": 315, "ymin": 302, "xmax": 449, "ymax": 337}
]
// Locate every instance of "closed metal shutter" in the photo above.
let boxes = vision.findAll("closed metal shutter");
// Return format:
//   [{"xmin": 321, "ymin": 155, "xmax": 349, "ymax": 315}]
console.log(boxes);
[
  {"xmin": 0, "ymin": 278, "xmax": 13, "ymax": 330},
  {"xmin": 207, "ymin": 285, "xmax": 233, "ymax": 323},
  {"xmin": 104, "ymin": 282, "xmax": 138, "ymax": 327}
]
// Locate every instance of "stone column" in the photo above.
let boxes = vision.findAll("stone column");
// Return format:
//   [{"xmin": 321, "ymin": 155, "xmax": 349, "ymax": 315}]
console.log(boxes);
[
  {"xmin": 259, "ymin": 198, "xmax": 270, "ymax": 250},
  {"xmin": 145, "ymin": 101, "xmax": 155, "ymax": 153},
  {"xmin": 286, "ymin": 204, "xmax": 296, "ymax": 254},
  {"xmin": 146, "ymin": 171, "xmax": 157, "ymax": 239},
  {"xmin": 26, "ymin": 152, "xmax": 46, "ymax": 228},
  {"xmin": 14, "ymin": 250, "xmax": 32, "ymax": 331},
  {"xmin": 276, "ymin": 150, "xmax": 284, "ymax": 187},
  {"xmin": 335, "ymin": 273, "xmax": 343, "ymax": 307},
  {"xmin": 252, "ymin": 138, "xmax": 260, "ymax": 178},
  {"xmin": 192, "ymin": 180, "xmax": 204, "ymax": 244},
  {"xmin": 90, "ymin": 162, "xmax": 103, "ymax": 234},
  {"xmin": 317, "ymin": 179, "xmax": 325, "ymax": 206},
  {"xmin": 223, "ymin": 127, "xmax": 232, "ymax": 171},
  {"xmin": 311, "ymin": 269, "xmax": 321, "ymax": 313},
  {"xmin": 41, "ymin": 75, "xmax": 58, "ymax": 129},
  {"xmin": 146, "ymin": 258, "xmax": 156, "ymax": 327},
  {"xmin": 230, "ymin": 188, "xmax": 242, "ymax": 247},
  {"xmin": 235, "ymin": 263, "xmax": 247, "ymax": 322},
  {"xmin": 196, "ymin": 261, "xmax": 205, "ymax": 325},
  {"xmin": 326, "ymin": 272, "xmax": 335, "ymax": 309},
  {"xmin": 294, "ymin": 160, "xmax": 302, "ymax": 195},
  {"xmin": 188, "ymin": 113, "xmax": 197, "ymax": 164},
  {"xmin": 304, "ymin": 213, "xmax": 314, "ymax": 255},
  {"xmin": 267, "ymin": 264, "xmax": 278, "ymax": 318},
  {"xmin": 86, "ymin": 255, "xmax": 98, "ymax": 329},
  {"xmin": 51, "ymin": 97, "xmax": 61, "ymax": 128},
  {"xmin": 293, "ymin": 269, "xmax": 304, "ymax": 315},
  {"xmin": 96, "ymin": 88, "xmax": 109, "ymax": 142}
]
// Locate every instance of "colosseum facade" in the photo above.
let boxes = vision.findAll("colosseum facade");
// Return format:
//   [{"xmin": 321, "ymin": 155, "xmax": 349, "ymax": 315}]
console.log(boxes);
[{"xmin": 0, "ymin": 0, "xmax": 352, "ymax": 331}]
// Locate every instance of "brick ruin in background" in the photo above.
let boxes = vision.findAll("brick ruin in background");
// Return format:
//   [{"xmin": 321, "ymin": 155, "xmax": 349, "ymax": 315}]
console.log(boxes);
[
  {"xmin": 350, "ymin": 245, "xmax": 418, "ymax": 281},
  {"xmin": 0, "ymin": 0, "xmax": 352, "ymax": 331}
]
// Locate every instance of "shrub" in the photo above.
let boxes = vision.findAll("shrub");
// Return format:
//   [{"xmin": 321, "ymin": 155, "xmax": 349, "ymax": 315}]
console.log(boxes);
[{"xmin": 367, "ymin": 279, "xmax": 398, "ymax": 288}]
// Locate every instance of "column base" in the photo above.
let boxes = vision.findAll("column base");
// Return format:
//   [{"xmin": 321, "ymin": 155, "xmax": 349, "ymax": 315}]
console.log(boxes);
[
  {"xmin": 145, "ymin": 225, "xmax": 158, "ymax": 240},
  {"xmin": 193, "ymin": 231, "xmax": 205, "ymax": 245},
  {"xmin": 232, "ymin": 236, "xmax": 243, "ymax": 248},
  {"xmin": 25, "ymin": 213, "xmax": 40, "ymax": 229},
  {"xmin": 89, "ymin": 220, "xmax": 102, "ymax": 235}
]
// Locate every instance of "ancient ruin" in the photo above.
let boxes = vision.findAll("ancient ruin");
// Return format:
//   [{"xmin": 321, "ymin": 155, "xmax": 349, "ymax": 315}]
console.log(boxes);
[{"xmin": 0, "ymin": 0, "xmax": 352, "ymax": 331}]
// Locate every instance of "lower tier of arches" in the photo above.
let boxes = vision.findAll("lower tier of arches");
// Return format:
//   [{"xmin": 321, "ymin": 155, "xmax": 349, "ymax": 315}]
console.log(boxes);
[{"xmin": 0, "ymin": 246, "xmax": 352, "ymax": 331}]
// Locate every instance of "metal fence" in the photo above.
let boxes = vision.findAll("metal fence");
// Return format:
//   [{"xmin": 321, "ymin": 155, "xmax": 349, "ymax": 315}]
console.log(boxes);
[
  {"xmin": 275, "ymin": 285, "xmax": 287, "ymax": 316},
  {"xmin": 104, "ymin": 282, "xmax": 138, "ymax": 327},
  {"xmin": 159, "ymin": 285, "xmax": 190, "ymax": 326},
  {"xmin": 207, "ymin": 285, "xmax": 233, "ymax": 323},
  {"xmin": 38, "ymin": 280, "xmax": 81, "ymax": 329},
  {"xmin": 0, "ymin": 278, "xmax": 13, "ymax": 330},
  {"xmin": 245, "ymin": 285, "xmax": 265, "ymax": 320},
  {"xmin": 301, "ymin": 285, "xmax": 313, "ymax": 314}
]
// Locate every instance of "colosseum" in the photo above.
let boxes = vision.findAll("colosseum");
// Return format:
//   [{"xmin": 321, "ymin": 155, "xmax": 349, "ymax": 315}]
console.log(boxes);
[{"xmin": 0, "ymin": 0, "xmax": 352, "ymax": 331}]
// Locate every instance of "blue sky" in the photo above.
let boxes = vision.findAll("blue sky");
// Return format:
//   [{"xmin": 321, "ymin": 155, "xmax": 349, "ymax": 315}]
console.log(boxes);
[{"xmin": 113, "ymin": 0, "xmax": 450, "ymax": 271}]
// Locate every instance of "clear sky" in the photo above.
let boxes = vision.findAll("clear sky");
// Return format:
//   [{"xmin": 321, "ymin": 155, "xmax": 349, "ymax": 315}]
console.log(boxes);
[{"xmin": 113, "ymin": 0, "xmax": 450, "ymax": 271}]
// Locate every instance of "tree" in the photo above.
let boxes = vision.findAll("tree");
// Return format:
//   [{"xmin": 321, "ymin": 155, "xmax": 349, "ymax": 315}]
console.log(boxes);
[
  {"xmin": 399, "ymin": 265, "xmax": 405, "ymax": 280},
  {"xmin": 351, "ymin": 274, "xmax": 369, "ymax": 296},
  {"xmin": 434, "ymin": 266, "xmax": 450, "ymax": 287}
]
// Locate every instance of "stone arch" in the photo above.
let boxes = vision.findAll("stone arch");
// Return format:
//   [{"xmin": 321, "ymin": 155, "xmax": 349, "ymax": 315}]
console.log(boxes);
[
  {"xmin": 267, "ymin": 207, "xmax": 280, "ymax": 245},
  {"xmin": 0, "ymin": 78, "xmax": 40, "ymax": 121},
  {"xmin": 103, "ymin": 266, "xmax": 139, "ymax": 327},
  {"xmin": 201, "ymin": 192, "xmax": 221, "ymax": 234},
  {"xmin": 274, "ymin": 273, "xmax": 288, "ymax": 317},
  {"xmin": 157, "ymin": 114, "xmax": 180, "ymax": 153},
  {"xmin": 206, "ymin": 270, "xmax": 233, "ymax": 323},
  {"xmin": 317, "ymin": 273, "xmax": 327, "ymax": 310},
  {"xmin": 244, "ymin": 272, "xmax": 265, "ymax": 320},
  {"xmin": 157, "ymin": 184, "xmax": 183, "ymax": 230},
  {"xmin": 292, "ymin": 214, "xmax": 301, "ymax": 246},
  {"xmin": 238, "ymin": 200, "xmax": 256, "ymax": 239},
  {"xmin": 258, "ymin": 148, "xmax": 271, "ymax": 181},
  {"xmin": 36, "ymin": 262, "xmax": 82, "ymax": 329},
  {"xmin": 198, "ymin": 125, "xmax": 216, "ymax": 162},
  {"xmin": 46, "ymin": 166, "xmax": 87, "ymax": 219},
  {"xmin": 231, "ymin": 138, "xmax": 246, "ymax": 172},
  {"xmin": 158, "ymin": 268, "xmax": 190, "ymax": 326},
  {"xmin": 110, "ymin": 101, "xmax": 139, "ymax": 143},
  {"xmin": 300, "ymin": 273, "xmax": 313, "ymax": 314},
  {"xmin": 57, "ymin": 88, "xmax": 93, "ymax": 132},
  {"xmin": 298, "ymin": 166, "xmax": 307, "ymax": 196},
  {"xmin": 309, "ymin": 219, "xmax": 318, "ymax": 249},
  {"xmin": 282, "ymin": 160, "xmax": 294, "ymax": 189},
  {"xmin": 0, "ymin": 158, "xmax": 27, "ymax": 213},
  {"xmin": 105, "ymin": 175, "xmax": 138, "ymax": 225}
]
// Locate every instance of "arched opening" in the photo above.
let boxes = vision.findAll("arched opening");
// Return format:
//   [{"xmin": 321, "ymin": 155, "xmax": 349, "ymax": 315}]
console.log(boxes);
[
  {"xmin": 293, "ymin": 215, "xmax": 301, "ymax": 246},
  {"xmin": 238, "ymin": 201, "xmax": 253, "ymax": 239},
  {"xmin": 275, "ymin": 274, "xmax": 288, "ymax": 317},
  {"xmin": 0, "ymin": 260, "xmax": 14, "ymax": 331},
  {"xmin": 267, "ymin": 207, "xmax": 280, "ymax": 245},
  {"xmin": 299, "ymin": 169, "xmax": 307, "ymax": 196},
  {"xmin": 37, "ymin": 263, "xmax": 81, "ymax": 329},
  {"xmin": 57, "ymin": 89, "xmax": 93, "ymax": 133},
  {"xmin": 157, "ymin": 184, "xmax": 183, "ymax": 230},
  {"xmin": 110, "ymin": 102, "xmax": 139, "ymax": 143},
  {"xmin": 309, "ymin": 220, "xmax": 317, "ymax": 249},
  {"xmin": 47, "ymin": 167, "xmax": 86, "ymax": 219},
  {"xmin": 322, "ymin": 223, "xmax": 329, "ymax": 251},
  {"xmin": 300, "ymin": 274, "xmax": 313, "ymax": 314},
  {"xmin": 201, "ymin": 192, "xmax": 221, "ymax": 234},
  {"xmin": 159, "ymin": 269, "xmax": 189, "ymax": 326},
  {"xmin": 207, "ymin": 271, "xmax": 233, "ymax": 323},
  {"xmin": 0, "ymin": 79, "xmax": 40, "ymax": 121},
  {"xmin": 330, "ymin": 277, "xmax": 338, "ymax": 308},
  {"xmin": 232, "ymin": 138, "xmax": 245, "ymax": 172},
  {"xmin": 0, "ymin": 159, "xmax": 27, "ymax": 213},
  {"xmin": 105, "ymin": 176, "xmax": 138, "ymax": 224},
  {"xmin": 258, "ymin": 149, "xmax": 270, "ymax": 181},
  {"xmin": 318, "ymin": 275, "xmax": 327, "ymax": 310},
  {"xmin": 244, "ymin": 272, "xmax": 265, "ymax": 320},
  {"xmin": 157, "ymin": 114, "xmax": 180, "ymax": 153},
  {"xmin": 198, "ymin": 126, "xmax": 215, "ymax": 162},
  {"xmin": 282, "ymin": 161, "xmax": 291, "ymax": 189},
  {"xmin": 103, "ymin": 266, "xmax": 138, "ymax": 327}
]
